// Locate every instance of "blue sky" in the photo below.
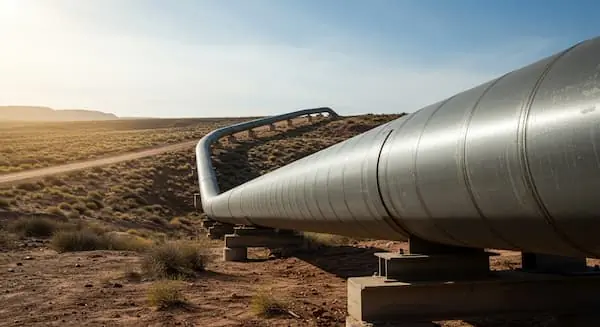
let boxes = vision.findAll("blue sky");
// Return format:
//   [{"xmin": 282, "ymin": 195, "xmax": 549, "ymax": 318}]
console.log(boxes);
[{"xmin": 1, "ymin": 0, "xmax": 598, "ymax": 118}]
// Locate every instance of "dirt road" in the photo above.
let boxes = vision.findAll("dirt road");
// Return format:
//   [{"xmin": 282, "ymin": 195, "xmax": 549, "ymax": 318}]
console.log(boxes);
[{"xmin": 0, "ymin": 140, "xmax": 198, "ymax": 187}]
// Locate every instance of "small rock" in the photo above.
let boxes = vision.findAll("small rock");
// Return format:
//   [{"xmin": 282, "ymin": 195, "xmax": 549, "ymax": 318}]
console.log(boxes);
[
  {"xmin": 24, "ymin": 256, "xmax": 33, "ymax": 260},
  {"xmin": 7, "ymin": 268, "xmax": 14, "ymax": 272},
  {"xmin": 84, "ymin": 284, "xmax": 93, "ymax": 288},
  {"xmin": 16, "ymin": 262, "xmax": 22, "ymax": 266},
  {"xmin": 112, "ymin": 283, "xmax": 123, "ymax": 288},
  {"xmin": 75, "ymin": 263, "xmax": 81, "ymax": 268},
  {"xmin": 230, "ymin": 293, "xmax": 240, "ymax": 299}
]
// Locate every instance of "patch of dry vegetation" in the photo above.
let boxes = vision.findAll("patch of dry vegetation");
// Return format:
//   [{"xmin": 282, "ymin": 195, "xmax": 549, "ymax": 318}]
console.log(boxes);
[
  {"xmin": 142, "ymin": 241, "xmax": 207, "ymax": 279},
  {"xmin": 1, "ymin": 114, "xmax": 400, "ymax": 241},
  {"xmin": 0, "ymin": 230, "xmax": 16, "ymax": 250},
  {"xmin": 0, "ymin": 117, "xmax": 248, "ymax": 174},
  {"xmin": 146, "ymin": 280, "xmax": 188, "ymax": 310},
  {"xmin": 1, "ymin": 151, "xmax": 203, "ymax": 238},
  {"xmin": 250, "ymin": 289, "xmax": 289, "ymax": 318},
  {"xmin": 7, "ymin": 216, "xmax": 61, "ymax": 238},
  {"xmin": 51, "ymin": 229, "xmax": 152, "ymax": 253}
]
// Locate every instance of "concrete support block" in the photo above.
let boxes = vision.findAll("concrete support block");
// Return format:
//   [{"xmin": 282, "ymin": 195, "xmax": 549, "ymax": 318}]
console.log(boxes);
[
  {"xmin": 223, "ymin": 247, "xmax": 247, "ymax": 262},
  {"xmin": 201, "ymin": 219, "xmax": 216, "ymax": 229},
  {"xmin": 207, "ymin": 223, "xmax": 234, "ymax": 240},
  {"xmin": 225, "ymin": 234, "xmax": 303, "ymax": 248},
  {"xmin": 347, "ymin": 272, "xmax": 600, "ymax": 323},
  {"xmin": 409, "ymin": 236, "xmax": 481, "ymax": 255},
  {"xmin": 375, "ymin": 252, "xmax": 491, "ymax": 282},
  {"xmin": 522, "ymin": 252, "xmax": 587, "ymax": 274},
  {"xmin": 233, "ymin": 226, "xmax": 278, "ymax": 236}
]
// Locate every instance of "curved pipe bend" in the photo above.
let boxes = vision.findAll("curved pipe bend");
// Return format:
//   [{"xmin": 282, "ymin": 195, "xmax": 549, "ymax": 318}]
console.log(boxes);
[{"xmin": 195, "ymin": 107, "xmax": 339, "ymax": 219}]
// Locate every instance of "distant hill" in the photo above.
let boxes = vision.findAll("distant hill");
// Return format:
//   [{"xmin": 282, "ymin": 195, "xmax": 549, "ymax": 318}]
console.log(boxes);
[{"xmin": 0, "ymin": 106, "xmax": 118, "ymax": 122}]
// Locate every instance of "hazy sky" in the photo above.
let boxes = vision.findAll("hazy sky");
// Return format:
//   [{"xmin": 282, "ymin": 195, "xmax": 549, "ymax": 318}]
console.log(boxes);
[{"xmin": 1, "ymin": 0, "xmax": 599, "ymax": 118}]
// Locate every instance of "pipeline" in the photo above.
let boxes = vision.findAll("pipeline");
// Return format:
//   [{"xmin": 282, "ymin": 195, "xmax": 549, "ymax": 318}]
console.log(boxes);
[{"xmin": 196, "ymin": 36, "xmax": 600, "ymax": 258}]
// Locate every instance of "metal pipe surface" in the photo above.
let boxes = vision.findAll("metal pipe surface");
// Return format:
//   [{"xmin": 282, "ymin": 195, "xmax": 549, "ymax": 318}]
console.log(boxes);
[
  {"xmin": 195, "ymin": 107, "xmax": 338, "ymax": 219},
  {"xmin": 197, "ymin": 36, "xmax": 600, "ymax": 258}
]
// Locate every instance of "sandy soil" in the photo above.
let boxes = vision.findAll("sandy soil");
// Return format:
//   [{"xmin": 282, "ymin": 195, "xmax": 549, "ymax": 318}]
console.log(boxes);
[
  {"xmin": 0, "ymin": 240, "xmax": 383, "ymax": 327},
  {"xmin": 0, "ymin": 140, "xmax": 198, "ymax": 186},
  {"xmin": 3, "ymin": 238, "xmax": 592, "ymax": 327}
]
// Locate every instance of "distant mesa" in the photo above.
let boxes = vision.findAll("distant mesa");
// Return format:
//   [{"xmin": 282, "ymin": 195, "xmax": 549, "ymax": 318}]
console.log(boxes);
[{"xmin": 0, "ymin": 106, "xmax": 119, "ymax": 122}]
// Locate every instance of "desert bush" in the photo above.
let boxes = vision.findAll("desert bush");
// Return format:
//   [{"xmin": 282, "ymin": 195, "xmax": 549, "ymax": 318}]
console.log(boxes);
[
  {"xmin": 141, "ymin": 241, "xmax": 207, "ymax": 279},
  {"xmin": 250, "ymin": 290, "xmax": 288, "ymax": 317},
  {"xmin": 51, "ymin": 229, "xmax": 107, "ymax": 252},
  {"xmin": 8, "ymin": 217, "xmax": 60, "ymax": 238},
  {"xmin": 105, "ymin": 232, "xmax": 153, "ymax": 252},
  {"xmin": 0, "ymin": 197, "xmax": 9, "ymax": 208},
  {"xmin": 0, "ymin": 230, "xmax": 16, "ymax": 249},
  {"xmin": 146, "ymin": 280, "xmax": 187, "ymax": 310},
  {"xmin": 51, "ymin": 229, "xmax": 151, "ymax": 253},
  {"xmin": 44, "ymin": 175, "xmax": 65, "ymax": 186},
  {"xmin": 16, "ymin": 182, "xmax": 40, "ymax": 191},
  {"xmin": 58, "ymin": 202, "xmax": 72, "ymax": 211},
  {"xmin": 122, "ymin": 267, "xmax": 143, "ymax": 282}
]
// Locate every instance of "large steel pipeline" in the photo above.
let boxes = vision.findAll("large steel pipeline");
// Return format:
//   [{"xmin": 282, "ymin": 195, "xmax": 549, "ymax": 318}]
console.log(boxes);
[{"xmin": 196, "ymin": 36, "xmax": 600, "ymax": 258}]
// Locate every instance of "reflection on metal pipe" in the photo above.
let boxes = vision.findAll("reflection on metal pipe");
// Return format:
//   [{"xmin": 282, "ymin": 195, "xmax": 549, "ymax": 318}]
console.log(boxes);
[{"xmin": 196, "ymin": 36, "xmax": 600, "ymax": 258}]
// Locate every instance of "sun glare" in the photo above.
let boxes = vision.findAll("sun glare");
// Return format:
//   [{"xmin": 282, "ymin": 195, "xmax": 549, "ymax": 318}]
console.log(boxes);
[{"xmin": 0, "ymin": 0, "xmax": 28, "ymax": 23}]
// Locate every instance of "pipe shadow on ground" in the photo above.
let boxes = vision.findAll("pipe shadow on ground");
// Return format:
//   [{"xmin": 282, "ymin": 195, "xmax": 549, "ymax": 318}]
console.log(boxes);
[
  {"xmin": 291, "ymin": 244, "xmax": 570, "ymax": 327},
  {"xmin": 293, "ymin": 245, "xmax": 383, "ymax": 278},
  {"xmin": 196, "ymin": 269, "xmax": 246, "ymax": 282}
]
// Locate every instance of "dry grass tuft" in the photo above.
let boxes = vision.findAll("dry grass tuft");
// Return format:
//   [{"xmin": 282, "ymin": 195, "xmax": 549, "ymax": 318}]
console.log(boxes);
[
  {"xmin": 0, "ymin": 197, "xmax": 9, "ymax": 208},
  {"xmin": 122, "ymin": 267, "xmax": 143, "ymax": 282},
  {"xmin": 51, "ymin": 229, "xmax": 152, "ymax": 253},
  {"xmin": 51, "ymin": 229, "xmax": 106, "ymax": 252},
  {"xmin": 142, "ymin": 241, "xmax": 207, "ymax": 280},
  {"xmin": 0, "ymin": 230, "xmax": 17, "ymax": 249},
  {"xmin": 8, "ymin": 216, "xmax": 62, "ymax": 238},
  {"xmin": 146, "ymin": 280, "xmax": 187, "ymax": 310},
  {"xmin": 250, "ymin": 290, "xmax": 288, "ymax": 318}
]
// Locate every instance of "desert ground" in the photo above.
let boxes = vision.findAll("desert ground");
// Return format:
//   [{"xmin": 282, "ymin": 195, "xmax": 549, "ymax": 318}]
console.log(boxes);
[{"xmin": 0, "ymin": 113, "xmax": 591, "ymax": 327}]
